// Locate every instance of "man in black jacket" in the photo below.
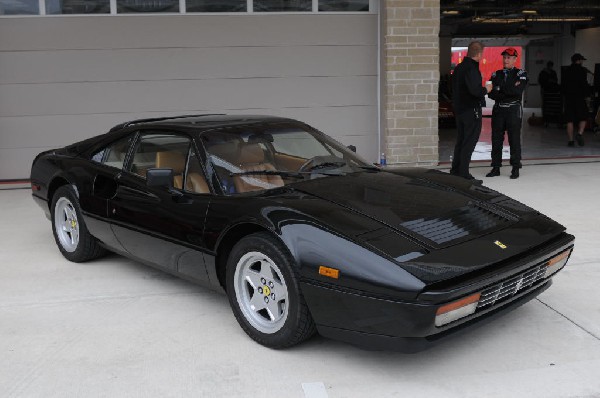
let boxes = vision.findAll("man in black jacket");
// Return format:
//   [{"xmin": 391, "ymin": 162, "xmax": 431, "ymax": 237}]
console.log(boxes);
[
  {"xmin": 486, "ymin": 47, "xmax": 528, "ymax": 179},
  {"xmin": 538, "ymin": 61, "xmax": 558, "ymax": 94},
  {"xmin": 450, "ymin": 41, "xmax": 492, "ymax": 180},
  {"xmin": 563, "ymin": 53, "xmax": 591, "ymax": 146}
]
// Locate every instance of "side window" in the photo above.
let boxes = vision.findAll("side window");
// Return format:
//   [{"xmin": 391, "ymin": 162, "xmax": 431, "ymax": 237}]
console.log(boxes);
[
  {"xmin": 128, "ymin": 133, "xmax": 190, "ymax": 180},
  {"xmin": 127, "ymin": 132, "xmax": 210, "ymax": 194},
  {"xmin": 183, "ymin": 146, "xmax": 211, "ymax": 194},
  {"xmin": 91, "ymin": 135, "xmax": 134, "ymax": 170}
]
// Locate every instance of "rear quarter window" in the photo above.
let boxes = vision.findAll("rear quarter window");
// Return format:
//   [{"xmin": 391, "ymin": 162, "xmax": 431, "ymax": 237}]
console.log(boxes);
[{"xmin": 91, "ymin": 135, "xmax": 134, "ymax": 170}]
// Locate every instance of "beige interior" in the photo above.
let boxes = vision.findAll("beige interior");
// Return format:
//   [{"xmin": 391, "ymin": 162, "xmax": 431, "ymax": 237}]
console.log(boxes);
[
  {"xmin": 155, "ymin": 151, "xmax": 209, "ymax": 194},
  {"xmin": 233, "ymin": 144, "xmax": 284, "ymax": 193}
]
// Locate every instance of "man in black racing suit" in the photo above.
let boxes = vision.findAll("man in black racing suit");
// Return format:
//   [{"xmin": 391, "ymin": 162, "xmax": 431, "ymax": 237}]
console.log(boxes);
[
  {"xmin": 486, "ymin": 47, "xmax": 528, "ymax": 180},
  {"xmin": 450, "ymin": 41, "xmax": 492, "ymax": 180}
]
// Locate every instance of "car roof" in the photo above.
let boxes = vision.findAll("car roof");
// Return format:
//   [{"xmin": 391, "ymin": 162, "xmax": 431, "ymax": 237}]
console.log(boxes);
[{"xmin": 110, "ymin": 114, "xmax": 296, "ymax": 133}]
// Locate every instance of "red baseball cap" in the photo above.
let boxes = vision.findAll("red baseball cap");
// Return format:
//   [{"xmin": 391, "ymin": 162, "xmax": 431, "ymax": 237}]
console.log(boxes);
[{"xmin": 501, "ymin": 48, "xmax": 518, "ymax": 57}]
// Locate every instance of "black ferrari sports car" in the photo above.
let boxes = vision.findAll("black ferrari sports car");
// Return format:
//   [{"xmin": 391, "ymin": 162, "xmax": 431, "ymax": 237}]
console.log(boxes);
[{"xmin": 31, "ymin": 114, "xmax": 574, "ymax": 351}]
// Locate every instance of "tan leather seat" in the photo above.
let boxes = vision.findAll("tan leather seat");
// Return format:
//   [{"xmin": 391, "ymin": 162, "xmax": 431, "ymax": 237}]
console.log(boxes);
[
  {"xmin": 155, "ymin": 151, "xmax": 209, "ymax": 193},
  {"xmin": 186, "ymin": 172, "xmax": 210, "ymax": 194},
  {"xmin": 233, "ymin": 144, "xmax": 284, "ymax": 193},
  {"xmin": 155, "ymin": 151, "xmax": 185, "ymax": 189}
]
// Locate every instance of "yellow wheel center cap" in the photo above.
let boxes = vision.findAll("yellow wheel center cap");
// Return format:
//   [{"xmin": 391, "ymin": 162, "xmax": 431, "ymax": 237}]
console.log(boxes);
[
  {"xmin": 263, "ymin": 286, "xmax": 271, "ymax": 296},
  {"xmin": 71, "ymin": 220, "xmax": 77, "ymax": 228}
]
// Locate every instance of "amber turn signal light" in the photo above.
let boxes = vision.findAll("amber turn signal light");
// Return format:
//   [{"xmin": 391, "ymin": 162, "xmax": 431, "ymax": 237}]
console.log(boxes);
[
  {"xmin": 435, "ymin": 293, "xmax": 481, "ymax": 327},
  {"xmin": 318, "ymin": 266, "xmax": 340, "ymax": 279},
  {"xmin": 436, "ymin": 293, "xmax": 481, "ymax": 315},
  {"xmin": 547, "ymin": 250, "xmax": 570, "ymax": 266},
  {"xmin": 545, "ymin": 249, "xmax": 572, "ymax": 278}
]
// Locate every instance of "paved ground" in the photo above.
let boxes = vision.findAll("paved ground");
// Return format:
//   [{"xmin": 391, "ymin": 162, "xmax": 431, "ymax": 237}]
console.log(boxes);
[
  {"xmin": 1, "ymin": 162, "xmax": 600, "ymax": 398},
  {"xmin": 439, "ymin": 107, "xmax": 600, "ymax": 163}
]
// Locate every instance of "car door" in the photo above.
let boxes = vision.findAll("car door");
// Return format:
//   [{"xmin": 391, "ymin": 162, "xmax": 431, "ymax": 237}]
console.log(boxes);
[
  {"xmin": 109, "ymin": 130, "xmax": 213, "ymax": 284},
  {"xmin": 78, "ymin": 133, "xmax": 137, "ymax": 254}
]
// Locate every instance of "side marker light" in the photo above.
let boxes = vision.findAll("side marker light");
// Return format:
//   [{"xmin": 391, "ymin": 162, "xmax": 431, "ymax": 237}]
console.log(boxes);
[{"xmin": 318, "ymin": 266, "xmax": 340, "ymax": 279}]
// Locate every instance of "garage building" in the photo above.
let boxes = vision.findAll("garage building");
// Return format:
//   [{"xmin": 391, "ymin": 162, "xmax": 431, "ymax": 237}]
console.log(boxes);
[{"xmin": 1, "ymin": 0, "xmax": 599, "ymax": 180}]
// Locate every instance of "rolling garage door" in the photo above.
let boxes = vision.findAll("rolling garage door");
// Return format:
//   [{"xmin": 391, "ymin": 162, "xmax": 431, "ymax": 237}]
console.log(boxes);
[{"xmin": 0, "ymin": 11, "xmax": 378, "ymax": 180}]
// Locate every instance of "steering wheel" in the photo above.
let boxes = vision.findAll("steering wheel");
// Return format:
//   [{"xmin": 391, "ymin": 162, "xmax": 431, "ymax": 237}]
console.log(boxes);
[
  {"xmin": 298, "ymin": 156, "xmax": 319, "ymax": 173},
  {"xmin": 298, "ymin": 155, "xmax": 346, "ymax": 173}
]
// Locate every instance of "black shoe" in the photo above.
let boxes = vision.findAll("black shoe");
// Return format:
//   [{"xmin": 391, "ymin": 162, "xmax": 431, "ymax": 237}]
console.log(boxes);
[
  {"xmin": 510, "ymin": 167, "xmax": 520, "ymax": 179},
  {"xmin": 486, "ymin": 167, "xmax": 500, "ymax": 177},
  {"xmin": 464, "ymin": 174, "xmax": 483, "ymax": 184},
  {"xmin": 568, "ymin": 141, "xmax": 575, "ymax": 147},
  {"xmin": 576, "ymin": 134, "xmax": 585, "ymax": 146}
]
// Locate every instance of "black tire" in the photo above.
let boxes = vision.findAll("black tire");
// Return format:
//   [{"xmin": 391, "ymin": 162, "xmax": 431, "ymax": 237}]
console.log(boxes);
[
  {"xmin": 51, "ymin": 185, "xmax": 106, "ymax": 262},
  {"xmin": 226, "ymin": 232, "xmax": 316, "ymax": 348}
]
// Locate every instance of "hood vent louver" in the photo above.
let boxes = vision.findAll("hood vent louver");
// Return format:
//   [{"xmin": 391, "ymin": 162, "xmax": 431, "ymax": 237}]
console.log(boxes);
[{"xmin": 400, "ymin": 202, "xmax": 517, "ymax": 246}]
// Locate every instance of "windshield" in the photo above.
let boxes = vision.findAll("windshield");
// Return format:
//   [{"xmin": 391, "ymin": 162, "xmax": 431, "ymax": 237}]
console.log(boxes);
[{"xmin": 200, "ymin": 123, "xmax": 373, "ymax": 194}]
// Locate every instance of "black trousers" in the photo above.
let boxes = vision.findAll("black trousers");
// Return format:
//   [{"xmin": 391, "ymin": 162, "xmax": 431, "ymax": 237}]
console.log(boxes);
[
  {"xmin": 491, "ymin": 104, "xmax": 522, "ymax": 168},
  {"xmin": 451, "ymin": 107, "xmax": 482, "ymax": 178},
  {"xmin": 563, "ymin": 95, "xmax": 588, "ymax": 123}
]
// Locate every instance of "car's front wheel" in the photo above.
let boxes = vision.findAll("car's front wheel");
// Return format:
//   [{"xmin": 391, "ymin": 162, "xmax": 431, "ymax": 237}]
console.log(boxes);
[
  {"xmin": 226, "ymin": 232, "xmax": 316, "ymax": 348},
  {"xmin": 51, "ymin": 185, "xmax": 105, "ymax": 262}
]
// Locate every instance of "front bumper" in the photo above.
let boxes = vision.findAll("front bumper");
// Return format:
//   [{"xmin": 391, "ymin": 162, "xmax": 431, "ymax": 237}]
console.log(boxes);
[
  {"xmin": 301, "ymin": 234, "xmax": 574, "ymax": 352},
  {"xmin": 302, "ymin": 279, "xmax": 550, "ymax": 353}
]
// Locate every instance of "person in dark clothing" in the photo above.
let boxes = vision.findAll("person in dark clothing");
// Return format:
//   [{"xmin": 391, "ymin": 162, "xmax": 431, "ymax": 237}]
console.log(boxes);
[
  {"xmin": 563, "ymin": 53, "xmax": 591, "ymax": 146},
  {"xmin": 538, "ymin": 61, "xmax": 559, "ymax": 122},
  {"xmin": 486, "ymin": 47, "xmax": 528, "ymax": 180},
  {"xmin": 450, "ymin": 41, "xmax": 492, "ymax": 180},
  {"xmin": 538, "ymin": 61, "xmax": 558, "ymax": 93}
]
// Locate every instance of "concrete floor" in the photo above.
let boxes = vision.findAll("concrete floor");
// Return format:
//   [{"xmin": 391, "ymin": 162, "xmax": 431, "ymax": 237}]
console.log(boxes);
[
  {"xmin": 1, "ymin": 162, "xmax": 600, "ymax": 398},
  {"xmin": 439, "ymin": 107, "xmax": 600, "ymax": 164}
]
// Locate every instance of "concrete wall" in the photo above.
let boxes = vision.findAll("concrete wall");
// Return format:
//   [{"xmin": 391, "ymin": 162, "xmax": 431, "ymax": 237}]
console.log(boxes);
[
  {"xmin": 0, "ymin": 14, "xmax": 378, "ymax": 180},
  {"xmin": 576, "ymin": 26, "xmax": 600, "ymax": 81},
  {"xmin": 382, "ymin": 0, "xmax": 440, "ymax": 166},
  {"xmin": 559, "ymin": 33, "xmax": 576, "ymax": 68},
  {"xmin": 525, "ymin": 40, "xmax": 559, "ymax": 108}
]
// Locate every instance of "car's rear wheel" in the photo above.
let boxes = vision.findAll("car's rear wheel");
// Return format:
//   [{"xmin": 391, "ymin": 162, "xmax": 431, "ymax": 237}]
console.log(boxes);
[
  {"xmin": 226, "ymin": 232, "xmax": 316, "ymax": 348},
  {"xmin": 51, "ymin": 185, "xmax": 105, "ymax": 262}
]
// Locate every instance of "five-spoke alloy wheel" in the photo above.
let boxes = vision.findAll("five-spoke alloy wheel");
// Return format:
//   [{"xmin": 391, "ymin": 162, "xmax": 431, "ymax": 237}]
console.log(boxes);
[
  {"xmin": 226, "ymin": 232, "xmax": 315, "ymax": 348},
  {"xmin": 51, "ymin": 185, "xmax": 105, "ymax": 262},
  {"xmin": 233, "ymin": 251, "xmax": 289, "ymax": 334},
  {"xmin": 54, "ymin": 196, "xmax": 80, "ymax": 253}
]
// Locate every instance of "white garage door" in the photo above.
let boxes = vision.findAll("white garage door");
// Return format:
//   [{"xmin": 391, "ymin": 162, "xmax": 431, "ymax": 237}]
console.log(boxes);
[{"xmin": 0, "ymin": 12, "xmax": 378, "ymax": 180}]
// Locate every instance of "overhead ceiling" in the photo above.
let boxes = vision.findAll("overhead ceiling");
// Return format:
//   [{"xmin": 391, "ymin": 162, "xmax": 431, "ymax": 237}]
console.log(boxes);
[{"xmin": 441, "ymin": 0, "xmax": 600, "ymax": 36}]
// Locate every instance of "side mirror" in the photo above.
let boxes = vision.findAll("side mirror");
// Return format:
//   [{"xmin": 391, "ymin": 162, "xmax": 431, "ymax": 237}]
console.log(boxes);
[
  {"xmin": 347, "ymin": 145, "xmax": 357, "ymax": 153},
  {"xmin": 146, "ymin": 168, "xmax": 175, "ymax": 189}
]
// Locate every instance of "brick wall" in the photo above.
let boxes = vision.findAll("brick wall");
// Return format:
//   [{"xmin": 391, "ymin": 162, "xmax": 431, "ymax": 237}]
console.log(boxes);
[{"xmin": 382, "ymin": 0, "xmax": 440, "ymax": 166}]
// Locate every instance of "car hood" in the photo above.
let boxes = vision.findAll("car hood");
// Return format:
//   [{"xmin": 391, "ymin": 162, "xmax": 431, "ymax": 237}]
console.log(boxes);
[
  {"xmin": 287, "ymin": 168, "xmax": 567, "ymax": 285},
  {"xmin": 291, "ymin": 168, "xmax": 521, "ymax": 248}
]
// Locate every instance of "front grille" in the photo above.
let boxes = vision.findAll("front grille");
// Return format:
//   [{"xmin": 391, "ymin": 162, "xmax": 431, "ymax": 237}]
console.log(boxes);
[{"xmin": 477, "ymin": 264, "xmax": 547, "ymax": 310}]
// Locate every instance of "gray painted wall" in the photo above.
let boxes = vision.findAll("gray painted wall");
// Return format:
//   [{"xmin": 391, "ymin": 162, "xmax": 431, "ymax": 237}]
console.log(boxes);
[{"xmin": 0, "ymin": 14, "xmax": 378, "ymax": 179}]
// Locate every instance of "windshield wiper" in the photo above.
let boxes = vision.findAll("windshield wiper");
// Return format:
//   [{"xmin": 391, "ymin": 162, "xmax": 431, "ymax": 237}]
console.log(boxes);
[
  {"xmin": 306, "ymin": 161, "xmax": 347, "ymax": 171},
  {"xmin": 357, "ymin": 165, "xmax": 382, "ymax": 172},
  {"xmin": 230, "ymin": 170, "xmax": 305, "ymax": 179}
]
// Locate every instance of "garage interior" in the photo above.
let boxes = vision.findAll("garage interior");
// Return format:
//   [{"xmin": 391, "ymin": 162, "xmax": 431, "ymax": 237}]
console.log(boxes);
[{"xmin": 439, "ymin": 0, "xmax": 600, "ymax": 164}]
